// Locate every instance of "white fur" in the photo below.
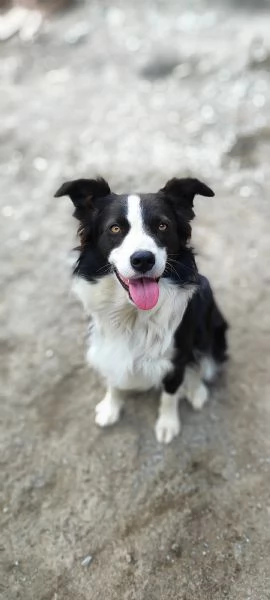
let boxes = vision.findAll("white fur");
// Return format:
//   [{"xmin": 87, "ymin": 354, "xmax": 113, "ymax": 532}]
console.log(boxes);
[
  {"xmin": 95, "ymin": 388, "xmax": 124, "ymax": 427},
  {"xmin": 109, "ymin": 195, "xmax": 167, "ymax": 280},
  {"xmin": 182, "ymin": 366, "xmax": 209, "ymax": 411},
  {"xmin": 72, "ymin": 274, "xmax": 214, "ymax": 442},
  {"xmin": 200, "ymin": 356, "xmax": 218, "ymax": 383},
  {"xmin": 155, "ymin": 390, "xmax": 182, "ymax": 444},
  {"xmin": 73, "ymin": 275, "xmax": 194, "ymax": 392}
]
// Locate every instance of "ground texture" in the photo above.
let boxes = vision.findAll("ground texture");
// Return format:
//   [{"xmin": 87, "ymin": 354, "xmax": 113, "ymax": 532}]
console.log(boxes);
[{"xmin": 1, "ymin": 1, "xmax": 270, "ymax": 598}]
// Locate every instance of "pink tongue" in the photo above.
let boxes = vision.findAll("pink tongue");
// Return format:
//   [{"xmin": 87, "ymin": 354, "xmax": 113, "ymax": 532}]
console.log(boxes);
[{"xmin": 128, "ymin": 278, "xmax": 159, "ymax": 310}]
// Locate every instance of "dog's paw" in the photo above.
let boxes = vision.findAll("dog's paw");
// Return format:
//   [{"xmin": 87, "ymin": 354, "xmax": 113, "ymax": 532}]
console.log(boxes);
[
  {"xmin": 189, "ymin": 383, "xmax": 209, "ymax": 411},
  {"xmin": 95, "ymin": 397, "xmax": 122, "ymax": 427},
  {"xmin": 155, "ymin": 415, "xmax": 181, "ymax": 444},
  {"xmin": 200, "ymin": 357, "xmax": 218, "ymax": 383}
]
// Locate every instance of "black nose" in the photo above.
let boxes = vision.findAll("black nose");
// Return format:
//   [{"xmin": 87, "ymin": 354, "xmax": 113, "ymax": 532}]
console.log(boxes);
[{"xmin": 130, "ymin": 251, "xmax": 155, "ymax": 273}]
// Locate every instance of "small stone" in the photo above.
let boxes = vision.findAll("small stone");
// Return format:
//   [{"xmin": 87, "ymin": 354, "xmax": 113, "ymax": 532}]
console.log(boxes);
[
  {"xmin": 125, "ymin": 552, "xmax": 133, "ymax": 564},
  {"xmin": 249, "ymin": 37, "xmax": 269, "ymax": 67},
  {"xmin": 140, "ymin": 55, "xmax": 180, "ymax": 80},
  {"xmin": 106, "ymin": 7, "xmax": 125, "ymax": 27},
  {"xmin": 3, "ymin": 507, "xmax": 8, "ymax": 513},
  {"xmin": 81, "ymin": 555, "xmax": 93, "ymax": 567},
  {"xmin": 19, "ymin": 10, "xmax": 42, "ymax": 43},
  {"xmin": 19, "ymin": 231, "xmax": 30, "ymax": 242},
  {"xmin": 45, "ymin": 349, "xmax": 54, "ymax": 359},
  {"xmin": 2, "ymin": 206, "xmax": 14, "ymax": 217},
  {"xmin": 175, "ymin": 63, "xmax": 192, "ymax": 79},
  {"xmin": 0, "ymin": 6, "xmax": 28, "ymax": 42},
  {"xmin": 33, "ymin": 157, "xmax": 48, "ymax": 172},
  {"xmin": 126, "ymin": 36, "xmax": 141, "ymax": 52},
  {"xmin": 240, "ymin": 186, "xmax": 252, "ymax": 198},
  {"xmin": 171, "ymin": 543, "xmax": 182, "ymax": 557},
  {"xmin": 64, "ymin": 22, "xmax": 89, "ymax": 45},
  {"xmin": 201, "ymin": 105, "xmax": 216, "ymax": 124},
  {"xmin": 46, "ymin": 69, "xmax": 70, "ymax": 85},
  {"xmin": 253, "ymin": 94, "xmax": 265, "ymax": 108}
]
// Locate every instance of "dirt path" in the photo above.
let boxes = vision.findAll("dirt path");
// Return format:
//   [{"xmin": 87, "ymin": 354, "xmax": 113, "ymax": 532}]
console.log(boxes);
[{"xmin": 1, "ymin": 1, "xmax": 270, "ymax": 598}]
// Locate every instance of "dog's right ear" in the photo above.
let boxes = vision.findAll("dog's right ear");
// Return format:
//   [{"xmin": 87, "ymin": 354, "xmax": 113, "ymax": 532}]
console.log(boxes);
[{"xmin": 54, "ymin": 177, "xmax": 111, "ymax": 220}]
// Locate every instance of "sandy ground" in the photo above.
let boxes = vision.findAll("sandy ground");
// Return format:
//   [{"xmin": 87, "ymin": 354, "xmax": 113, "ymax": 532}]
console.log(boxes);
[{"xmin": 1, "ymin": 1, "xmax": 270, "ymax": 598}]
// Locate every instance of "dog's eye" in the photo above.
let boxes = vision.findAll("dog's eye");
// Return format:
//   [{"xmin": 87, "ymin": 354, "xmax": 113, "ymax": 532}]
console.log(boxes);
[
  {"xmin": 110, "ymin": 224, "xmax": 121, "ymax": 234},
  {"xmin": 158, "ymin": 222, "xmax": 168, "ymax": 231}
]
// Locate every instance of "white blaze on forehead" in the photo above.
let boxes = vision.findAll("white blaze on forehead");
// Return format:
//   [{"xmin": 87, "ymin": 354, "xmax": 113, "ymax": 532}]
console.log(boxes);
[
  {"xmin": 109, "ymin": 193, "xmax": 167, "ymax": 279},
  {"xmin": 126, "ymin": 194, "xmax": 158, "ymax": 253},
  {"xmin": 126, "ymin": 194, "xmax": 144, "ymax": 233}
]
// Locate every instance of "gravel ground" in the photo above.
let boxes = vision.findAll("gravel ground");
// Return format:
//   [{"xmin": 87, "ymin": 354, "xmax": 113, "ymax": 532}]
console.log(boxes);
[{"xmin": 1, "ymin": 1, "xmax": 270, "ymax": 598}]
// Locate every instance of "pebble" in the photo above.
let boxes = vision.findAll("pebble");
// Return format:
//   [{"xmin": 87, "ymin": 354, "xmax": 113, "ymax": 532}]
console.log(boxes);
[
  {"xmin": 64, "ymin": 22, "xmax": 89, "ymax": 45},
  {"xmin": 140, "ymin": 55, "xmax": 180, "ymax": 80},
  {"xmin": 2, "ymin": 206, "xmax": 14, "ymax": 217},
  {"xmin": 125, "ymin": 552, "xmax": 133, "ymax": 564},
  {"xmin": 81, "ymin": 555, "xmax": 93, "ymax": 567},
  {"xmin": 33, "ymin": 157, "xmax": 48, "ymax": 172},
  {"xmin": 19, "ymin": 231, "xmax": 30, "ymax": 242},
  {"xmin": 240, "ymin": 186, "xmax": 252, "ymax": 198},
  {"xmin": 106, "ymin": 7, "xmax": 125, "ymax": 27}
]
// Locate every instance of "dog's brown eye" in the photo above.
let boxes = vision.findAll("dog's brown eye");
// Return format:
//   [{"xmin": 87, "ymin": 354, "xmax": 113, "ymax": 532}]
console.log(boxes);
[
  {"xmin": 158, "ymin": 223, "xmax": 168, "ymax": 231},
  {"xmin": 110, "ymin": 224, "xmax": 121, "ymax": 234}
]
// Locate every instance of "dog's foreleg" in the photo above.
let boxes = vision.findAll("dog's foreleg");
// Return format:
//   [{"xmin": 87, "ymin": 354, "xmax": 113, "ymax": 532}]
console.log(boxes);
[
  {"xmin": 155, "ymin": 388, "xmax": 183, "ymax": 444},
  {"xmin": 184, "ymin": 366, "xmax": 209, "ymax": 411},
  {"xmin": 95, "ymin": 387, "xmax": 124, "ymax": 427}
]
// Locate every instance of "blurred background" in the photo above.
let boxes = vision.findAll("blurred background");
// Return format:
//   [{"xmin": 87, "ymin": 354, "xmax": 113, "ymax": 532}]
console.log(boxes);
[{"xmin": 1, "ymin": 1, "xmax": 270, "ymax": 599}]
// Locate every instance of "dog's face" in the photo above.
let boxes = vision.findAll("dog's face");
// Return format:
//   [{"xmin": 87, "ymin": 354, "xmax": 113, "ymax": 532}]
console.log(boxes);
[{"xmin": 55, "ymin": 177, "xmax": 214, "ymax": 310}]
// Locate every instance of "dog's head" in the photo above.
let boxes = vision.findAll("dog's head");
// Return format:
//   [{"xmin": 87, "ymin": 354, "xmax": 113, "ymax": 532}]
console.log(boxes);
[{"xmin": 55, "ymin": 176, "xmax": 214, "ymax": 310}]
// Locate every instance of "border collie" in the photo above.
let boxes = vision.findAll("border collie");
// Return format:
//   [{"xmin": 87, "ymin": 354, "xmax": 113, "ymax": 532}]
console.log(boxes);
[{"xmin": 55, "ymin": 176, "xmax": 228, "ymax": 444}]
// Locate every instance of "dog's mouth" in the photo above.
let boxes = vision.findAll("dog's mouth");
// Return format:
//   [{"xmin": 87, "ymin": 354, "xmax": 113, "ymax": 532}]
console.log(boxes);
[{"xmin": 114, "ymin": 270, "xmax": 160, "ymax": 310}]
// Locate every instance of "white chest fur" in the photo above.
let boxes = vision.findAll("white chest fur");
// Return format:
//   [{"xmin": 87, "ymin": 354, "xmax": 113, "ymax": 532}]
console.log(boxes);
[{"xmin": 73, "ymin": 275, "xmax": 193, "ymax": 391}]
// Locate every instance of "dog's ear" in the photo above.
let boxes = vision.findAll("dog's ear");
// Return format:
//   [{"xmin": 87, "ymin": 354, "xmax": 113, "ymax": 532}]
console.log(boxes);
[
  {"xmin": 160, "ymin": 177, "xmax": 214, "ymax": 220},
  {"xmin": 54, "ymin": 177, "xmax": 111, "ymax": 220}
]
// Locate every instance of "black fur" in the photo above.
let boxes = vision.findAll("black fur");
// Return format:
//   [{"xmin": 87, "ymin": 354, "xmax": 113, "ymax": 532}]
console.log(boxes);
[{"xmin": 163, "ymin": 275, "xmax": 228, "ymax": 394}]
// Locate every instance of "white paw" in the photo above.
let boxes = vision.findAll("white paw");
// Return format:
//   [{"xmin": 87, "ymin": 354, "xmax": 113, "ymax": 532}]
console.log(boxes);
[
  {"xmin": 95, "ymin": 397, "xmax": 121, "ymax": 427},
  {"xmin": 155, "ymin": 415, "xmax": 181, "ymax": 444},
  {"xmin": 200, "ymin": 357, "xmax": 218, "ymax": 383},
  {"xmin": 189, "ymin": 384, "xmax": 209, "ymax": 411}
]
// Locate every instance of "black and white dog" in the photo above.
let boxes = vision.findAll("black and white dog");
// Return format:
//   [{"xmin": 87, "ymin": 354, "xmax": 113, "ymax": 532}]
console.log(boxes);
[{"xmin": 55, "ymin": 176, "xmax": 228, "ymax": 443}]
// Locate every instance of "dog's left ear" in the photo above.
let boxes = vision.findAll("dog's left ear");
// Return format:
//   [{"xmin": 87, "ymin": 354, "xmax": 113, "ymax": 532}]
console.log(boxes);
[
  {"xmin": 54, "ymin": 177, "xmax": 111, "ymax": 220},
  {"xmin": 160, "ymin": 177, "xmax": 214, "ymax": 220}
]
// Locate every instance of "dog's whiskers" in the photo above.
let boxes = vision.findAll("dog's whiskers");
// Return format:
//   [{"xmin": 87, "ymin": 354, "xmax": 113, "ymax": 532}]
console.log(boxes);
[
  {"xmin": 167, "ymin": 255, "xmax": 196, "ymax": 274},
  {"xmin": 166, "ymin": 260, "xmax": 182, "ymax": 281},
  {"xmin": 97, "ymin": 263, "xmax": 113, "ymax": 275}
]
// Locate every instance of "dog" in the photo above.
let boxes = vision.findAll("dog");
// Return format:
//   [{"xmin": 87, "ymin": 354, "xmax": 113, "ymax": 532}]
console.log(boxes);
[{"xmin": 55, "ymin": 176, "xmax": 228, "ymax": 443}]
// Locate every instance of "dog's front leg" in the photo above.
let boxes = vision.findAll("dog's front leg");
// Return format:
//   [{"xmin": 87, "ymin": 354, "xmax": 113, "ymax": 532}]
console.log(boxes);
[
  {"xmin": 95, "ymin": 387, "xmax": 124, "ymax": 427},
  {"xmin": 155, "ymin": 369, "xmax": 186, "ymax": 444}
]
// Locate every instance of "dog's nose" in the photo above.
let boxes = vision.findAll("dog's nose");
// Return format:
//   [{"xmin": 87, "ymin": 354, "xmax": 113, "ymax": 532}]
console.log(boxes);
[{"xmin": 130, "ymin": 251, "xmax": 155, "ymax": 273}]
